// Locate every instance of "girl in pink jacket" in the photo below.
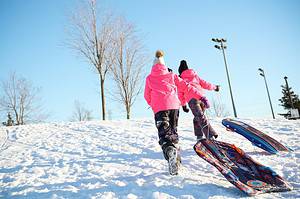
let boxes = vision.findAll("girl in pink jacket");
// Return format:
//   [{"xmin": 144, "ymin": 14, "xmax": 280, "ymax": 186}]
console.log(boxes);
[
  {"xmin": 178, "ymin": 60, "xmax": 220, "ymax": 141},
  {"xmin": 144, "ymin": 51, "xmax": 202, "ymax": 175}
]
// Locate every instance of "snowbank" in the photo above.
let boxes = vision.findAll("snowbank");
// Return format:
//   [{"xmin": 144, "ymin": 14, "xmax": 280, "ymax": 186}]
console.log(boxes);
[{"xmin": 0, "ymin": 117, "xmax": 299, "ymax": 198}]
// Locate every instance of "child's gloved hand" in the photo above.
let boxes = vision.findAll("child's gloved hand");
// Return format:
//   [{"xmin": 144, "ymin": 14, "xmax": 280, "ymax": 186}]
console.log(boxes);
[
  {"xmin": 200, "ymin": 96, "xmax": 210, "ymax": 109},
  {"xmin": 182, "ymin": 105, "xmax": 189, "ymax": 113},
  {"xmin": 215, "ymin": 85, "xmax": 220, "ymax": 92}
]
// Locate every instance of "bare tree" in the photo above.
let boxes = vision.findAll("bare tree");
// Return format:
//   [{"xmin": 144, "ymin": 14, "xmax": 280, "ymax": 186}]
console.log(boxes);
[
  {"xmin": 207, "ymin": 96, "xmax": 230, "ymax": 117},
  {"xmin": 67, "ymin": 0, "xmax": 114, "ymax": 120},
  {"xmin": 71, "ymin": 100, "xmax": 93, "ymax": 121},
  {"xmin": 108, "ymin": 17, "xmax": 147, "ymax": 119},
  {"xmin": 0, "ymin": 73, "xmax": 47, "ymax": 125}
]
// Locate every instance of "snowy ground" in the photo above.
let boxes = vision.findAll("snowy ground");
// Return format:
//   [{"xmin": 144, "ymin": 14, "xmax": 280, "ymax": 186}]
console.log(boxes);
[{"xmin": 0, "ymin": 117, "xmax": 299, "ymax": 199}]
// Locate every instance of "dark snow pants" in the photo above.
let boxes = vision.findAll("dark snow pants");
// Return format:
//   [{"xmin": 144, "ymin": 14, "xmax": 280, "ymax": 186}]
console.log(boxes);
[
  {"xmin": 154, "ymin": 109, "xmax": 179, "ymax": 160},
  {"xmin": 188, "ymin": 98, "xmax": 218, "ymax": 139}
]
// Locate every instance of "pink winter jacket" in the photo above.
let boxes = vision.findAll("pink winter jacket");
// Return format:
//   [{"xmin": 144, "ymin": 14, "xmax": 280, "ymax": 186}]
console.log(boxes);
[
  {"xmin": 144, "ymin": 64, "xmax": 203, "ymax": 114},
  {"xmin": 179, "ymin": 69, "xmax": 216, "ymax": 105}
]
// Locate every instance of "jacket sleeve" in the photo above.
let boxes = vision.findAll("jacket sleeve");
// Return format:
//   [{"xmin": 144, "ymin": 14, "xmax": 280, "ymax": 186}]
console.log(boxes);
[
  {"xmin": 177, "ymin": 84, "xmax": 187, "ymax": 106},
  {"xmin": 144, "ymin": 78, "xmax": 152, "ymax": 105},
  {"xmin": 197, "ymin": 76, "xmax": 216, "ymax": 90},
  {"xmin": 174, "ymin": 74, "xmax": 202, "ymax": 105}
]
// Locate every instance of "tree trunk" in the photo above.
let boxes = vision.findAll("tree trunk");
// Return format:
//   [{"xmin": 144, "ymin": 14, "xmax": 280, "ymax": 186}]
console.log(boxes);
[
  {"xmin": 14, "ymin": 109, "xmax": 20, "ymax": 125},
  {"xmin": 126, "ymin": 103, "xmax": 130, "ymax": 119},
  {"xmin": 100, "ymin": 78, "xmax": 106, "ymax": 120}
]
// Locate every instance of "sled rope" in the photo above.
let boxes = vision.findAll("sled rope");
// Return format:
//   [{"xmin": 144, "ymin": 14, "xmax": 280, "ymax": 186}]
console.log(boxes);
[{"xmin": 202, "ymin": 108, "xmax": 211, "ymax": 139}]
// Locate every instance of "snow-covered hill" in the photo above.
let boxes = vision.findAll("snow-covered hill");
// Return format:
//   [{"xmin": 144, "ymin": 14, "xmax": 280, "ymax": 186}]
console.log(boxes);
[{"xmin": 0, "ymin": 117, "xmax": 299, "ymax": 199}]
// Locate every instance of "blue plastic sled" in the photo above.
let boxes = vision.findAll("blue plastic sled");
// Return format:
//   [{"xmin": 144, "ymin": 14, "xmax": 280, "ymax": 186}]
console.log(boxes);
[{"xmin": 222, "ymin": 118, "xmax": 290, "ymax": 154}]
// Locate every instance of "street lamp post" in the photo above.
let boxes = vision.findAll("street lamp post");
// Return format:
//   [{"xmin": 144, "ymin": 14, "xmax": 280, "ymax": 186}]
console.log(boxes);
[
  {"xmin": 284, "ymin": 76, "xmax": 294, "ymax": 109},
  {"xmin": 258, "ymin": 68, "xmax": 275, "ymax": 119},
  {"xmin": 212, "ymin": 38, "xmax": 237, "ymax": 118}
]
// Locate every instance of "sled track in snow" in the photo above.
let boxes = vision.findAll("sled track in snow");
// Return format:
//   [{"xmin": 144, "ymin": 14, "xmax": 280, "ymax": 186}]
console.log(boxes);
[{"xmin": 0, "ymin": 129, "xmax": 9, "ymax": 152}]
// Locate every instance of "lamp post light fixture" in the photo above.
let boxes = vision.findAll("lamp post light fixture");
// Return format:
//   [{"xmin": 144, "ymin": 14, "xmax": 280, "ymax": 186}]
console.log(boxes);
[
  {"xmin": 258, "ymin": 68, "xmax": 275, "ymax": 119},
  {"xmin": 284, "ymin": 76, "xmax": 294, "ymax": 109},
  {"xmin": 212, "ymin": 38, "xmax": 237, "ymax": 118}
]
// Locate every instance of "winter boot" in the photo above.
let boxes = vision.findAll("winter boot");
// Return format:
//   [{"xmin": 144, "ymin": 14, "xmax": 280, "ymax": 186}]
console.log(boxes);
[
  {"xmin": 174, "ymin": 144, "xmax": 182, "ymax": 166},
  {"xmin": 165, "ymin": 146, "xmax": 179, "ymax": 175},
  {"xmin": 208, "ymin": 134, "xmax": 218, "ymax": 140}
]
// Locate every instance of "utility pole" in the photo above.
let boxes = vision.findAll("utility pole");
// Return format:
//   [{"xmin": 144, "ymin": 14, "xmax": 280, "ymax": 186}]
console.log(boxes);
[
  {"xmin": 212, "ymin": 38, "xmax": 237, "ymax": 118},
  {"xmin": 258, "ymin": 68, "xmax": 275, "ymax": 119}
]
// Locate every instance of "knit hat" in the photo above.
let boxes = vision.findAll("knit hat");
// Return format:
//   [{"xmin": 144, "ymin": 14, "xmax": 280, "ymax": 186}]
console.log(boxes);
[
  {"xmin": 178, "ymin": 60, "xmax": 188, "ymax": 75},
  {"xmin": 153, "ymin": 50, "xmax": 165, "ymax": 65}
]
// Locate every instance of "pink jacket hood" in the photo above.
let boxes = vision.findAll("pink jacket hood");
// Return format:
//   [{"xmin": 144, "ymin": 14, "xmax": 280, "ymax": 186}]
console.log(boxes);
[
  {"xmin": 179, "ymin": 69, "xmax": 216, "ymax": 104},
  {"xmin": 150, "ymin": 63, "xmax": 169, "ymax": 76}
]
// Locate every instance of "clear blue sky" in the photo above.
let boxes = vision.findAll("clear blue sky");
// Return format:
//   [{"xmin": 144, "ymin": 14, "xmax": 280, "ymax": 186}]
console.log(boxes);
[{"xmin": 0, "ymin": 0, "xmax": 299, "ymax": 122}]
